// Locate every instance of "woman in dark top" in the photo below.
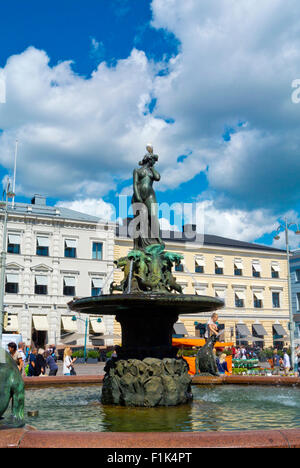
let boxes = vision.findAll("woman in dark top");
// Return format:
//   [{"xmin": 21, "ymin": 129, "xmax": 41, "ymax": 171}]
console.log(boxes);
[{"xmin": 35, "ymin": 349, "xmax": 46, "ymax": 376}]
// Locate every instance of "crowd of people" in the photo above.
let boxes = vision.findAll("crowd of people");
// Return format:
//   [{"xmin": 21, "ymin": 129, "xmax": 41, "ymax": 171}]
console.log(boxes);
[{"xmin": 6, "ymin": 342, "xmax": 78, "ymax": 377}]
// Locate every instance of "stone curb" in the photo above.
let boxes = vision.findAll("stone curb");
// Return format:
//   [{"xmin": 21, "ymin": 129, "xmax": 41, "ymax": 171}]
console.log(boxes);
[
  {"xmin": 1, "ymin": 428, "xmax": 300, "ymax": 448},
  {"xmin": 23, "ymin": 374, "xmax": 300, "ymax": 388}
]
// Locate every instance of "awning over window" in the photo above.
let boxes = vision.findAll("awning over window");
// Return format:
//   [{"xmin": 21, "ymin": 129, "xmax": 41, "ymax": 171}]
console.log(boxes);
[
  {"xmin": 8, "ymin": 234, "xmax": 20, "ymax": 244},
  {"xmin": 4, "ymin": 315, "xmax": 19, "ymax": 332},
  {"xmin": 215, "ymin": 290, "xmax": 225, "ymax": 299},
  {"xmin": 271, "ymin": 263, "xmax": 280, "ymax": 272},
  {"xmin": 234, "ymin": 260, "xmax": 243, "ymax": 269},
  {"xmin": 215, "ymin": 260, "xmax": 224, "ymax": 268},
  {"xmin": 6, "ymin": 273, "xmax": 19, "ymax": 283},
  {"xmin": 64, "ymin": 277, "xmax": 75, "ymax": 287},
  {"xmin": 173, "ymin": 322, "xmax": 188, "ymax": 335},
  {"xmin": 253, "ymin": 291, "xmax": 263, "ymax": 300},
  {"xmin": 273, "ymin": 323, "xmax": 288, "ymax": 337},
  {"xmin": 195, "ymin": 289, "xmax": 206, "ymax": 296},
  {"xmin": 252, "ymin": 263, "xmax": 262, "ymax": 272},
  {"xmin": 90, "ymin": 317, "xmax": 106, "ymax": 334},
  {"xmin": 61, "ymin": 316, "xmax": 78, "ymax": 333},
  {"xmin": 35, "ymin": 275, "xmax": 48, "ymax": 285},
  {"xmin": 92, "ymin": 278, "xmax": 103, "ymax": 288},
  {"xmin": 32, "ymin": 315, "xmax": 49, "ymax": 331},
  {"xmin": 236, "ymin": 323, "xmax": 251, "ymax": 337},
  {"xmin": 235, "ymin": 291, "xmax": 245, "ymax": 300},
  {"xmin": 65, "ymin": 239, "xmax": 77, "ymax": 248},
  {"xmin": 195, "ymin": 257, "xmax": 205, "ymax": 266},
  {"xmin": 37, "ymin": 236, "xmax": 49, "ymax": 247},
  {"xmin": 252, "ymin": 324, "xmax": 267, "ymax": 336}
]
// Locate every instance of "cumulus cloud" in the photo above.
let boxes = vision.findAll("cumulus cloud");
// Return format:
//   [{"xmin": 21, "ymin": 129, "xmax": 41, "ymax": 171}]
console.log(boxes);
[
  {"xmin": 0, "ymin": 46, "xmax": 171, "ymax": 198},
  {"xmin": 57, "ymin": 197, "xmax": 115, "ymax": 221},
  {"xmin": 0, "ymin": 0, "xmax": 300, "ymax": 245},
  {"xmin": 151, "ymin": 0, "xmax": 300, "ymax": 209}
]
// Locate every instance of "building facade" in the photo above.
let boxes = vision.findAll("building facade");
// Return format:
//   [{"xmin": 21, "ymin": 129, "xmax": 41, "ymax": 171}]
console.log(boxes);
[
  {"xmin": 114, "ymin": 222, "xmax": 290, "ymax": 348},
  {"xmin": 1, "ymin": 195, "xmax": 115, "ymax": 348},
  {"xmin": 290, "ymin": 251, "xmax": 300, "ymax": 344}
]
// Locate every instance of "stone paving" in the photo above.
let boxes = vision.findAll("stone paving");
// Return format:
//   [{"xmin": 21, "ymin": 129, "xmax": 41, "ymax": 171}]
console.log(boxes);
[{"xmin": 56, "ymin": 361, "xmax": 106, "ymax": 376}]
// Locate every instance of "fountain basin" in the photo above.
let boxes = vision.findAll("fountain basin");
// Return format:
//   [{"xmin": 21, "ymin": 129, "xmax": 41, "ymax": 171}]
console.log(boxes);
[{"xmin": 70, "ymin": 293, "xmax": 224, "ymax": 360}]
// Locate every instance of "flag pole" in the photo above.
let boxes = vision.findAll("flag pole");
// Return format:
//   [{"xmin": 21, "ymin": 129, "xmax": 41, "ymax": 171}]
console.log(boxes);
[{"xmin": 12, "ymin": 139, "xmax": 18, "ymax": 209}]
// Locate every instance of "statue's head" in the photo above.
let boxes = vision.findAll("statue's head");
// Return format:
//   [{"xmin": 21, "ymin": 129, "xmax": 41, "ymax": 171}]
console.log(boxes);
[{"xmin": 146, "ymin": 143, "xmax": 153, "ymax": 154}]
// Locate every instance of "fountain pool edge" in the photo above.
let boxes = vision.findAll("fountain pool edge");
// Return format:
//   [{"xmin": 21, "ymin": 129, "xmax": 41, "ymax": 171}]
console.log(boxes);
[
  {"xmin": 1, "ymin": 426, "xmax": 300, "ymax": 448},
  {"xmin": 22, "ymin": 374, "xmax": 300, "ymax": 388}
]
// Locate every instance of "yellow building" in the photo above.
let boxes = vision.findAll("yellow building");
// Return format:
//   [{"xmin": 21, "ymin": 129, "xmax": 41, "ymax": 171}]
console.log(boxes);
[{"xmin": 113, "ymin": 222, "xmax": 289, "ymax": 349}]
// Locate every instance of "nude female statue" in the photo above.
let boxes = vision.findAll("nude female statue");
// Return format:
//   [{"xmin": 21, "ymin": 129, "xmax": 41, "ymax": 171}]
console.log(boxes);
[{"xmin": 131, "ymin": 145, "xmax": 164, "ymax": 250}]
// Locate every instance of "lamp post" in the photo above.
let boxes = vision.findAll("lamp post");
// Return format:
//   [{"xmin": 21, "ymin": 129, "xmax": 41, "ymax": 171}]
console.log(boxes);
[
  {"xmin": 0, "ymin": 179, "xmax": 15, "ymax": 348},
  {"xmin": 274, "ymin": 218, "xmax": 300, "ymax": 371},
  {"xmin": 71, "ymin": 315, "xmax": 102, "ymax": 361}
]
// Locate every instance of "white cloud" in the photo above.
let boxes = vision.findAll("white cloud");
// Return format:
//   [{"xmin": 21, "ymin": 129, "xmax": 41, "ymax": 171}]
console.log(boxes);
[
  {"xmin": 1, "ymin": 0, "xmax": 300, "ymax": 216},
  {"xmin": 195, "ymin": 199, "xmax": 285, "ymax": 243},
  {"xmin": 57, "ymin": 198, "xmax": 116, "ymax": 221}
]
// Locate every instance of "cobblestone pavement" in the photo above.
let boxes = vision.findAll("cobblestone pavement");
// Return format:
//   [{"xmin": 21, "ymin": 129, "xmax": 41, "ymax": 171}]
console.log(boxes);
[{"xmin": 55, "ymin": 361, "xmax": 106, "ymax": 376}]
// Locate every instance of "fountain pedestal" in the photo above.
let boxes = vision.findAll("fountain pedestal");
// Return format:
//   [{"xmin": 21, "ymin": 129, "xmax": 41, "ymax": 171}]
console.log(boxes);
[{"xmin": 70, "ymin": 293, "xmax": 224, "ymax": 407}]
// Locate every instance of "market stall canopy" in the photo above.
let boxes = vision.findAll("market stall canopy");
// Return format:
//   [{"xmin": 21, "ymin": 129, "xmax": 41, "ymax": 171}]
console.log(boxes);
[{"xmin": 172, "ymin": 337, "xmax": 233, "ymax": 348}]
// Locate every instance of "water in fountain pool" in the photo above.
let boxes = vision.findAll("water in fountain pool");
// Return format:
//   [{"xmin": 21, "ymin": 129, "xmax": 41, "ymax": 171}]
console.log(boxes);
[{"xmin": 3, "ymin": 384, "xmax": 300, "ymax": 432}]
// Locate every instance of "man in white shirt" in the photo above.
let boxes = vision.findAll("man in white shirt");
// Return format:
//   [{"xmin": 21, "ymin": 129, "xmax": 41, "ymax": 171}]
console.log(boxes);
[{"xmin": 283, "ymin": 349, "xmax": 290, "ymax": 375}]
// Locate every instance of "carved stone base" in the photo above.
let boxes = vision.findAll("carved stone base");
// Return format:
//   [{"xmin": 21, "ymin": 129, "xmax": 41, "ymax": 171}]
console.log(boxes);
[{"xmin": 101, "ymin": 357, "xmax": 192, "ymax": 407}]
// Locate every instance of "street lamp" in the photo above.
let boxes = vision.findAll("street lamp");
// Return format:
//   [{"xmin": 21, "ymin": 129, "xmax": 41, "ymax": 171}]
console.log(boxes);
[
  {"xmin": 72, "ymin": 315, "xmax": 102, "ymax": 361},
  {"xmin": 0, "ymin": 179, "xmax": 15, "ymax": 352},
  {"xmin": 273, "ymin": 218, "xmax": 300, "ymax": 371}
]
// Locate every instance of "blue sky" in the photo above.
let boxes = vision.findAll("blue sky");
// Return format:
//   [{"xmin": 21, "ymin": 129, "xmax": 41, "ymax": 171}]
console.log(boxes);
[{"xmin": 1, "ymin": 0, "xmax": 300, "ymax": 249}]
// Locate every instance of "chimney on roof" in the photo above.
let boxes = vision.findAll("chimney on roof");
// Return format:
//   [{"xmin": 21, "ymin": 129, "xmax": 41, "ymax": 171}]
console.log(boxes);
[
  {"xmin": 31, "ymin": 194, "xmax": 46, "ymax": 206},
  {"xmin": 182, "ymin": 224, "xmax": 197, "ymax": 240}
]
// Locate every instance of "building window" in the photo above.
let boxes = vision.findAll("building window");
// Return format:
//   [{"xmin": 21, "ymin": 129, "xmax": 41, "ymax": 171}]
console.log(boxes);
[
  {"xmin": 175, "ymin": 264, "xmax": 184, "ymax": 272},
  {"xmin": 91, "ymin": 278, "xmax": 103, "ymax": 296},
  {"xmin": 92, "ymin": 242, "xmax": 103, "ymax": 260},
  {"xmin": 296, "ymin": 292, "xmax": 300, "ymax": 311},
  {"xmin": 195, "ymin": 263, "xmax": 204, "ymax": 273},
  {"xmin": 253, "ymin": 293, "xmax": 263, "ymax": 308},
  {"xmin": 272, "ymin": 292, "xmax": 280, "ymax": 308},
  {"xmin": 252, "ymin": 263, "xmax": 261, "ymax": 277},
  {"xmin": 195, "ymin": 257, "xmax": 204, "ymax": 273},
  {"xmin": 36, "ymin": 237, "xmax": 49, "ymax": 256},
  {"xmin": 215, "ymin": 290, "xmax": 225, "ymax": 304},
  {"xmin": 271, "ymin": 267, "xmax": 279, "ymax": 278},
  {"xmin": 64, "ymin": 239, "xmax": 77, "ymax": 258},
  {"xmin": 235, "ymin": 293, "xmax": 244, "ymax": 308},
  {"xmin": 5, "ymin": 274, "xmax": 19, "ymax": 294},
  {"xmin": 234, "ymin": 266, "xmax": 242, "ymax": 276},
  {"xmin": 35, "ymin": 276, "xmax": 48, "ymax": 295},
  {"xmin": 296, "ymin": 269, "xmax": 300, "ymax": 282},
  {"xmin": 63, "ymin": 277, "xmax": 76, "ymax": 296},
  {"xmin": 215, "ymin": 261, "xmax": 223, "ymax": 275},
  {"xmin": 234, "ymin": 260, "xmax": 243, "ymax": 276},
  {"xmin": 195, "ymin": 322, "xmax": 206, "ymax": 338},
  {"xmin": 7, "ymin": 234, "xmax": 20, "ymax": 254}
]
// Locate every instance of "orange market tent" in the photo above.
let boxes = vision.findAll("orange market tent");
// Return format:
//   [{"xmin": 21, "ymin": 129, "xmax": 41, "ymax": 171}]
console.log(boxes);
[
  {"xmin": 172, "ymin": 337, "xmax": 233, "ymax": 348},
  {"xmin": 172, "ymin": 336, "xmax": 233, "ymax": 375}
]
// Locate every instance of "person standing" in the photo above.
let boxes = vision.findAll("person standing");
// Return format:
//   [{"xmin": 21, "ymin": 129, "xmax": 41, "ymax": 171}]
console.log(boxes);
[
  {"xmin": 296, "ymin": 345, "xmax": 300, "ymax": 377},
  {"xmin": 7, "ymin": 342, "xmax": 23, "ymax": 373},
  {"xmin": 283, "ymin": 348, "xmax": 291, "ymax": 375},
  {"xmin": 272, "ymin": 349, "xmax": 281, "ymax": 375},
  {"xmin": 45, "ymin": 350, "xmax": 58, "ymax": 376},
  {"xmin": 204, "ymin": 313, "xmax": 219, "ymax": 340},
  {"xmin": 28, "ymin": 347, "xmax": 37, "ymax": 376},
  {"xmin": 35, "ymin": 348, "xmax": 46, "ymax": 376},
  {"xmin": 63, "ymin": 347, "xmax": 77, "ymax": 376}
]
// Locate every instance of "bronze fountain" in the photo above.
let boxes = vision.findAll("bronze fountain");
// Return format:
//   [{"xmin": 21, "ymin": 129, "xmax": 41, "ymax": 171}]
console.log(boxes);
[{"xmin": 70, "ymin": 145, "xmax": 224, "ymax": 406}]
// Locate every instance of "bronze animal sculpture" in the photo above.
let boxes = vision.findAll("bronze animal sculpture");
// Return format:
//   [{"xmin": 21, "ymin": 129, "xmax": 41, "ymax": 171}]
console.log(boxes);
[{"xmin": 0, "ymin": 350, "xmax": 25, "ymax": 427}]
